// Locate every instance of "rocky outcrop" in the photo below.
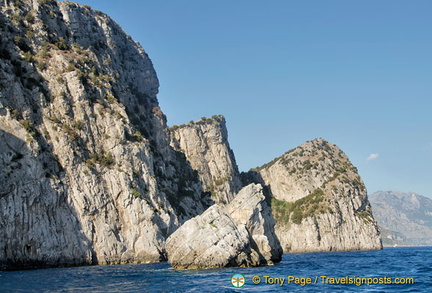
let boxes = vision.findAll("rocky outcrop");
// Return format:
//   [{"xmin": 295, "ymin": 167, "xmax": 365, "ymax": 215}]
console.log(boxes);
[
  {"xmin": 369, "ymin": 191, "xmax": 432, "ymax": 246},
  {"xmin": 170, "ymin": 115, "xmax": 242, "ymax": 205},
  {"xmin": 226, "ymin": 183, "xmax": 282, "ymax": 264},
  {"xmin": 165, "ymin": 204, "xmax": 260, "ymax": 270},
  {"xmin": 0, "ymin": 0, "xmax": 211, "ymax": 270},
  {"xmin": 166, "ymin": 184, "xmax": 282, "ymax": 269},
  {"xmin": 248, "ymin": 138, "xmax": 382, "ymax": 252}
]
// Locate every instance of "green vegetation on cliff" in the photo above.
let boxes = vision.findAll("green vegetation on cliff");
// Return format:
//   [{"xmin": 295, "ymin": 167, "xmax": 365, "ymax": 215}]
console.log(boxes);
[{"xmin": 271, "ymin": 188, "xmax": 330, "ymax": 224}]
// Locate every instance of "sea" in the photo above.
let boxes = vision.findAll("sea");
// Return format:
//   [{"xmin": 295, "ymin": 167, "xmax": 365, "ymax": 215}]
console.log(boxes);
[{"xmin": 1, "ymin": 247, "xmax": 431, "ymax": 292}]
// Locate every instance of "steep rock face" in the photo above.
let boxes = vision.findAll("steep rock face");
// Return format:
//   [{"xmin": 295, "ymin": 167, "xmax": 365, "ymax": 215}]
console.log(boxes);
[
  {"xmin": 0, "ymin": 0, "xmax": 210, "ymax": 269},
  {"xmin": 249, "ymin": 138, "xmax": 382, "ymax": 252},
  {"xmin": 369, "ymin": 191, "xmax": 432, "ymax": 246},
  {"xmin": 170, "ymin": 115, "xmax": 242, "ymax": 204},
  {"xmin": 166, "ymin": 183, "xmax": 282, "ymax": 269}
]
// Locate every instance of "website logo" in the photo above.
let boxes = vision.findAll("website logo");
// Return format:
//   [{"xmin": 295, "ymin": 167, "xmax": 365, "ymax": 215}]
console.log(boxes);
[{"xmin": 231, "ymin": 274, "xmax": 245, "ymax": 288}]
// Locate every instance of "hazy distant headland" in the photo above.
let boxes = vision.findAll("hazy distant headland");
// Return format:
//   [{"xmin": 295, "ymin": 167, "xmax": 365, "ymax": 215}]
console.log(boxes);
[{"xmin": 369, "ymin": 191, "xmax": 432, "ymax": 247}]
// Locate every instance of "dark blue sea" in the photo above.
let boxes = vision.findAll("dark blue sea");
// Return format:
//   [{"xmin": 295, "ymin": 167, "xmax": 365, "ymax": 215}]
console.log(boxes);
[{"xmin": 1, "ymin": 247, "xmax": 431, "ymax": 292}]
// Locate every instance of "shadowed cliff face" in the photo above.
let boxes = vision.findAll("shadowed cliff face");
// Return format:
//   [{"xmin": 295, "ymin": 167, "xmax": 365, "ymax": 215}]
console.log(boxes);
[
  {"xmin": 169, "ymin": 115, "xmax": 242, "ymax": 205},
  {"xmin": 0, "ymin": 128, "xmax": 93, "ymax": 270},
  {"xmin": 248, "ymin": 138, "xmax": 382, "ymax": 253},
  {"xmin": 0, "ymin": 0, "xmax": 211, "ymax": 269}
]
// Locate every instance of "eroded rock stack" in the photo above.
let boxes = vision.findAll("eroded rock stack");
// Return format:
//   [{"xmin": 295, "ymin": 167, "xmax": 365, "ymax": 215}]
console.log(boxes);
[{"xmin": 166, "ymin": 184, "xmax": 282, "ymax": 269}]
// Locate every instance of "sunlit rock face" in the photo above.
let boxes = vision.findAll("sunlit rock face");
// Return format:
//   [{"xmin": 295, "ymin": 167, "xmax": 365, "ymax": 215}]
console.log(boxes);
[{"xmin": 247, "ymin": 138, "xmax": 382, "ymax": 253}]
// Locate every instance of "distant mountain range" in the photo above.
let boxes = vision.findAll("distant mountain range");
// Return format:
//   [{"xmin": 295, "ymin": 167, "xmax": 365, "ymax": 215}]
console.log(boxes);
[{"xmin": 369, "ymin": 191, "xmax": 432, "ymax": 246}]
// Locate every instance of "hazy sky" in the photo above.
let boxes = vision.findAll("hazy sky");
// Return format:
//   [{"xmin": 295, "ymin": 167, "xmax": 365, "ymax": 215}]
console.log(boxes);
[{"xmin": 71, "ymin": 0, "xmax": 432, "ymax": 197}]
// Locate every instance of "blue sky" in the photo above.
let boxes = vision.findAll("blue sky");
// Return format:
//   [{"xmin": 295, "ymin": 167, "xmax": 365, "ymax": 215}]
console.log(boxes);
[{"xmin": 71, "ymin": 1, "xmax": 432, "ymax": 197}]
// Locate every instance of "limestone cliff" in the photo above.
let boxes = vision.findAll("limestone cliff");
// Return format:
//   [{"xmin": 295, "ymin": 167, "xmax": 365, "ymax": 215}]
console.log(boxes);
[
  {"xmin": 0, "ymin": 0, "xmax": 382, "ymax": 271},
  {"xmin": 170, "ymin": 115, "xmax": 242, "ymax": 204},
  {"xmin": 247, "ymin": 138, "xmax": 382, "ymax": 252},
  {"xmin": 0, "ymin": 0, "xmax": 211, "ymax": 269}
]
